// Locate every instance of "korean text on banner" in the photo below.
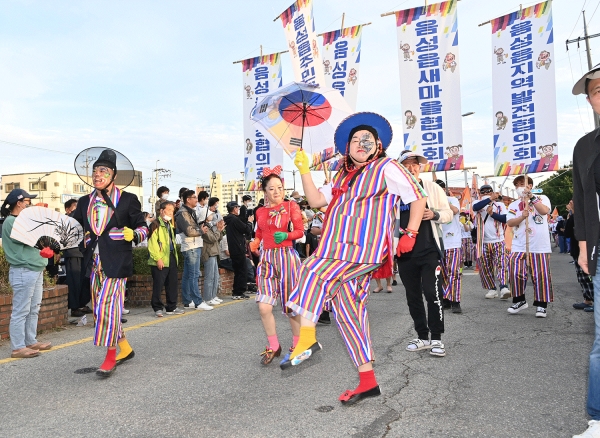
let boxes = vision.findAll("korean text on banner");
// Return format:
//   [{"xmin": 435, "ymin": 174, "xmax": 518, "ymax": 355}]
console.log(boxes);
[
  {"xmin": 279, "ymin": 0, "xmax": 326, "ymax": 86},
  {"xmin": 242, "ymin": 54, "xmax": 284, "ymax": 191},
  {"xmin": 491, "ymin": 1, "xmax": 557, "ymax": 176},
  {"xmin": 395, "ymin": 0, "xmax": 463, "ymax": 172},
  {"xmin": 322, "ymin": 25, "xmax": 363, "ymax": 111}
]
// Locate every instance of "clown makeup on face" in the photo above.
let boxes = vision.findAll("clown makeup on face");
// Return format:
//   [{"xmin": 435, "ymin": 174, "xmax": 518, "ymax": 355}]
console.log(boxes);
[
  {"xmin": 349, "ymin": 130, "xmax": 380, "ymax": 165},
  {"xmin": 263, "ymin": 175, "xmax": 284, "ymax": 206},
  {"xmin": 92, "ymin": 166, "xmax": 114, "ymax": 191}
]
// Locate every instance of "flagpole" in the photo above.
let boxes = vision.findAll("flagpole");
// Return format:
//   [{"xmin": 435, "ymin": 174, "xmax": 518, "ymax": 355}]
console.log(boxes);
[
  {"xmin": 317, "ymin": 21, "xmax": 372, "ymax": 37},
  {"xmin": 382, "ymin": 0, "xmax": 462, "ymax": 17},
  {"xmin": 232, "ymin": 50, "xmax": 289, "ymax": 65}
]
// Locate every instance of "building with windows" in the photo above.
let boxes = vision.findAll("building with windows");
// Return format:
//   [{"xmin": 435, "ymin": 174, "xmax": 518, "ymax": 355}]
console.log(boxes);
[
  {"xmin": 0, "ymin": 170, "xmax": 144, "ymax": 213},
  {"xmin": 196, "ymin": 174, "xmax": 257, "ymax": 208}
]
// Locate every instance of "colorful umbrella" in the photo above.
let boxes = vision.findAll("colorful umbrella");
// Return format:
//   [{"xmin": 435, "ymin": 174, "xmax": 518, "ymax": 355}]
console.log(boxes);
[{"xmin": 251, "ymin": 82, "xmax": 352, "ymax": 159}]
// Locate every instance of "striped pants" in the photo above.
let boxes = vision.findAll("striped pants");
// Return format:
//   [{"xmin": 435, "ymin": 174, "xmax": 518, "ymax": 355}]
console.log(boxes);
[
  {"xmin": 441, "ymin": 248, "xmax": 463, "ymax": 302},
  {"xmin": 508, "ymin": 252, "xmax": 553, "ymax": 302},
  {"xmin": 478, "ymin": 241, "xmax": 508, "ymax": 290},
  {"xmin": 90, "ymin": 254, "xmax": 126, "ymax": 347},
  {"xmin": 286, "ymin": 256, "xmax": 380, "ymax": 367},
  {"xmin": 256, "ymin": 247, "xmax": 301, "ymax": 315},
  {"xmin": 461, "ymin": 238, "xmax": 474, "ymax": 263}
]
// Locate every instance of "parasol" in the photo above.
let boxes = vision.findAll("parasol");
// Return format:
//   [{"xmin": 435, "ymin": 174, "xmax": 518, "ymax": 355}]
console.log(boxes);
[
  {"xmin": 251, "ymin": 82, "xmax": 352, "ymax": 159},
  {"xmin": 10, "ymin": 206, "xmax": 84, "ymax": 251}
]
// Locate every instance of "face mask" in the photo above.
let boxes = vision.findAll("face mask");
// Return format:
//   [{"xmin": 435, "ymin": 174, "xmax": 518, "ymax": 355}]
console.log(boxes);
[
  {"xmin": 516, "ymin": 187, "xmax": 526, "ymax": 197},
  {"xmin": 163, "ymin": 215, "xmax": 172, "ymax": 222},
  {"xmin": 482, "ymin": 195, "xmax": 490, "ymax": 200},
  {"xmin": 146, "ymin": 220, "xmax": 153, "ymax": 226},
  {"xmin": 161, "ymin": 194, "xmax": 169, "ymax": 200}
]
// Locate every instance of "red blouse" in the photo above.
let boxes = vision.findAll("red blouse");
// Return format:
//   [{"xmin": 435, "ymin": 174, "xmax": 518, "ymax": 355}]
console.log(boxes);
[{"xmin": 255, "ymin": 201, "xmax": 304, "ymax": 250}]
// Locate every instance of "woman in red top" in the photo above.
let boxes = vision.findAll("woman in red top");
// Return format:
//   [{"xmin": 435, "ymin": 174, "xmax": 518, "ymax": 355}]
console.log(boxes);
[{"xmin": 250, "ymin": 166, "xmax": 304, "ymax": 365}]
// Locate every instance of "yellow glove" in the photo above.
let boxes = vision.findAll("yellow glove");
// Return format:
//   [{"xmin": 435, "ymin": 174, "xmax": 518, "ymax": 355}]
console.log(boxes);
[
  {"xmin": 294, "ymin": 149, "xmax": 310, "ymax": 175},
  {"xmin": 123, "ymin": 226, "xmax": 134, "ymax": 242}
]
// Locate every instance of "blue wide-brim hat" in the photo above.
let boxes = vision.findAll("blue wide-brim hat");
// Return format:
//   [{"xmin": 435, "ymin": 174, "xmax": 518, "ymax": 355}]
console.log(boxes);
[{"xmin": 334, "ymin": 112, "xmax": 393, "ymax": 156}]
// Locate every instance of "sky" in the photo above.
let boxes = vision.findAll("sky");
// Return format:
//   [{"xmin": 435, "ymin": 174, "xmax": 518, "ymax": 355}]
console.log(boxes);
[{"xmin": 0, "ymin": 0, "xmax": 598, "ymax": 207}]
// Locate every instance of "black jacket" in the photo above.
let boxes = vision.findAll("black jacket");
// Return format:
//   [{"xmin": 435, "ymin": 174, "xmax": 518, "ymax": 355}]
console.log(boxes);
[
  {"xmin": 224, "ymin": 213, "xmax": 252, "ymax": 256},
  {"xmin": 73, "ymin": 190, "xmax": 146, "ymax": 278},
  {"xmin": 573, "ymin": 127, "xmax": 600, "ymax": 275},
  {"xmin": 564, "ymin": 214, "xmax": 579, "ymax": 259}
]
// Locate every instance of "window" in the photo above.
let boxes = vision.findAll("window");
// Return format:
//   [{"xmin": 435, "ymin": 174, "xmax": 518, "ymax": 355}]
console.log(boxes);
[
  {"xmin": 5, "ymin": 183, "xmax": 20, "ymax": 192},
  {"xmin": 30, "ymin": 181, "xmax": 47, "ymax": 191},
  {"xmin": 54, "ymin": 182, "xmax": 59, "ymax": 187},
  {"xmin": 73, "ymin": 183, "xmax": 85, "ymax": 193}
]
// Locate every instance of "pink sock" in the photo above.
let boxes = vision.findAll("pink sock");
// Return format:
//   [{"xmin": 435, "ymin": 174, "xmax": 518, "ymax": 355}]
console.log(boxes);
[
  {"xmin": 267, "ymin": 335, "xmax": 280, "ymax": 351},
  {"xmin": 292, "ymin": 335, "xmax": 300, "ymax": 348}
]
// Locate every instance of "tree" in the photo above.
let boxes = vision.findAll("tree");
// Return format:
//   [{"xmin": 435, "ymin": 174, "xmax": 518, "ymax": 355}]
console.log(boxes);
[{"xmin": 537, "ymin": 166, "xmax": 572, "ymax": 216}]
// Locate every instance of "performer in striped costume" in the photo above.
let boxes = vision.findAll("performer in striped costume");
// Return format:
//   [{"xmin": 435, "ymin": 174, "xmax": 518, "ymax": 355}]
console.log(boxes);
[
  {"xmin": 460, "ymin": 213, "xmax": 474, "ymax": 268},
  {"xmin": 73, "ymin": 149, "xmax": 148, "ymax": 377},
  {"xmin": 281, "ymin": 112, "xmax": 427, "ymax": 406},
  {"xmin": 249, "ymin": 166, "xmax": 304, "ymax": 365},
  {"xmin": 435, "ymin": 180, "xmax": 464, "ymax": 313},
  {"xmin": 473, "ymin": 184, "xmax": 510, "ymax": 300},
  {"xmin": 505, "ymin": 176, "xmax": 553, "ymax": 317}
]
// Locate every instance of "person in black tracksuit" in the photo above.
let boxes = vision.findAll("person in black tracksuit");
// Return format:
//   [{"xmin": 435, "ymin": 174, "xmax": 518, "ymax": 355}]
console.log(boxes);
[{"xmin": 224, "ymin": 201, "xmax": 253, "ymax": 299}]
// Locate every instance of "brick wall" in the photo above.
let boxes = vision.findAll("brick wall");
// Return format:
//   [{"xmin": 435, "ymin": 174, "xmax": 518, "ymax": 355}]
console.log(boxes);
[
  {"xmin": 0, "ymin": 284, "xmax": 69, "ymax": 340},
  {"xmin": 126, "ymin": 268, "xmax": 234, "ymax": 308}
]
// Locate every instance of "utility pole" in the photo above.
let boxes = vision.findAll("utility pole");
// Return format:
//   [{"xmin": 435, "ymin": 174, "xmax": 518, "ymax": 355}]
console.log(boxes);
[
  {"xmin": 566, "ymin": 10, "xmax": 600, "ymax": 128},
  {"xmin": 462, "ymin": 166, "xmax": 477, "ymax": 187},
  {"xmin": 151, "ymin": 160, "xmax": 171, "ymax": 211}
]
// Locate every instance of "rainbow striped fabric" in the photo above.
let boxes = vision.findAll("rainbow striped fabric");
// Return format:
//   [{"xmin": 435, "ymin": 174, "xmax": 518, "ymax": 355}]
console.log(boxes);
[
  {"xmin": 395, "ymin": 0, "xmax": 457, "ymax": 27},
  {"xmin": 508, "ymin": 252, "xmax": 553, "ymax": 302},
  {"xmin": 87, "ymin": 187, "xmax": 121, "ymax": 237},
  {"xmin": 491, "ymin": 1, "xmax": 551, "ymax": 34},
  {"xmin": 314, "ymin": 158, "xmax": 423, "ymax": 265}
]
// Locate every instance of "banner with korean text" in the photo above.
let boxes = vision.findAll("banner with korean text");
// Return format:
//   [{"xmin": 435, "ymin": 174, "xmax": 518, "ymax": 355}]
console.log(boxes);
[
  {"xmin": 242, "ymin": 54, "xmax": 284, "ymax": 191},
  {"xmin": 491, "ymin": 1, "xmax": 557, "ymax": 176},
  {"xmin": 279, "ymin": 0, "xmax": 326, "ymax": 86},
  {"xmin": 395, "ymin": 0, "xmax": 463, "ymax": 172},
  {"xmin": 322, "ymin": 25, "xmax": 363, "ymax": 111}
]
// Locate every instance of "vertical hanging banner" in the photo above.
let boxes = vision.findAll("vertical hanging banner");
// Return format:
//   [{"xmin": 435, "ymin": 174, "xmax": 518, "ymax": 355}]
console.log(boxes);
[
  {"xmin": 322, "ymin": 25, "xmax": 363, "ymax": 111},
  {"xmin": 394, "ymin": 0, "xmax": 463, "ymax": 172},
  {"xmin": 242, "ymin": 54, "xmax": 284, "ymax": 191},
  {"xmin": 491, "ymin": 1, "xmax": 557, "ymax": 176},
  {"xmin": 278, "ymin": 0, "xmax": 326, "ymax": 86}
]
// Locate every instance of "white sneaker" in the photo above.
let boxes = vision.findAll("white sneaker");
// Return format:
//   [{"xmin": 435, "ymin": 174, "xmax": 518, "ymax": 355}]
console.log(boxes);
[
  {"xmin": 207, "ymin": 299, "xmax": 220, "ymax": 306},
  {"xmin": 485, "ymin": 290, "xmax": 498, "ymax": 299},
  {"xmin": 213, "ymin": 297, "xmax": 223, "ymax": 303},
  {"xmin": 122, "ymin": 308, "xmax": 130, "ymax": 314},
  {"xmin": 507, "ymin": 301, "xmax": 528, "ymax": 314},
  {"xmin": 573, "ymin": 420, "xmax": 600, "ymax": 438},
  {"xmin": 197, "ymin": 302, "xmax": 213, "ymax": 311},
  {"xmin": 499, "ymin": 287, "xmax": 510, "ymax": 300},
  {"xmin": 184, "ymin": 303, "xmax": 196, "ymax": 310},
  {"xmin": 535, "ymin": 307, "xmax": 547, "ymax": 318}
]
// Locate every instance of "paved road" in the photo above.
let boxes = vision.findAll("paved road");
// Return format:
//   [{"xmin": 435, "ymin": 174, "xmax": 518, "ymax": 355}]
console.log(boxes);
[{"xmin": 0, "ymin": 249, "xmax": 594, "ymax": 437}]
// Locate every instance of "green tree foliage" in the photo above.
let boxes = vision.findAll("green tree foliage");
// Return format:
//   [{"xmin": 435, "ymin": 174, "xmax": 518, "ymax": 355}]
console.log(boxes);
[{"xmin": 537, "ymin": 166, "xmax": 572, "ymax": 216}]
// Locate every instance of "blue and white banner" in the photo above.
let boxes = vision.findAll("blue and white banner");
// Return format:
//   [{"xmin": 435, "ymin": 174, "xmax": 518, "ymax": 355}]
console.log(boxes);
[
  {"xmin": 395, "ymin": 0, "xmax": 464, "ymax": 172},
  {"xmin": 241, "ymin": 54, "xmax": 284, "ymax": 190},
  {"xmin": 491, "ymin": 1, "xmax": 558, "ymax": 176}
]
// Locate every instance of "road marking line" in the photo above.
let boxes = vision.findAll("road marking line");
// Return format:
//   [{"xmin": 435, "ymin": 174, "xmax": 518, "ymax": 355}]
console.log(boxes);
[{"xmin": 0, "ymin": 299, "xmax": 244, "ymax": 366}]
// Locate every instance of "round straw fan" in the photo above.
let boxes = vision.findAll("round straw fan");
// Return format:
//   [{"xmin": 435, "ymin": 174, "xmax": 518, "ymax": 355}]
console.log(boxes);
[{"xmin": 10, "ymin": 206, "xmax": 84, "ymax": 251}]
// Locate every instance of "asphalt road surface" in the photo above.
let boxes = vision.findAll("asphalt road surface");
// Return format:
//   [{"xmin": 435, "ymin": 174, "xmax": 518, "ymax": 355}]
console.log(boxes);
[{"xmin": 0, "ymin": 249, "xmax": 594, "ymax": 437}]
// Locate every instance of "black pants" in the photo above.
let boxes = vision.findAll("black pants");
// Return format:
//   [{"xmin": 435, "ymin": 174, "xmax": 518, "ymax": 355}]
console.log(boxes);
[
  {"xmin": 231, "ymin": 253, "xmax": 247, "ymax": 296},
  {"xmin": 397, "ymin": 252, "xmax": 445, "ymax": 340},
  {"xmin": 65, "ymin": 257, "xmax": 91, "ymax": 310},
  {"xmin": 151, "ymin": 253, "xmax": 178, "ymax": 312}
]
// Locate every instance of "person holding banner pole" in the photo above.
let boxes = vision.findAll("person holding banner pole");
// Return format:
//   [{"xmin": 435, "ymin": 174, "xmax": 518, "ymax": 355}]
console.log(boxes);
[
  {"xmin": 281, "ymin": 112, "xmax": 427, "ymax": 406},
  {"xmin": 571, "ymin": 64, "xmax": 600, "ymax": 438},
  {"xmin": 473, "ymin": 185, "xmax": 510, "ymax": 300},
  {"xmin": 505, "ymin": 175, "xmax": 553, "ymax": 317}
]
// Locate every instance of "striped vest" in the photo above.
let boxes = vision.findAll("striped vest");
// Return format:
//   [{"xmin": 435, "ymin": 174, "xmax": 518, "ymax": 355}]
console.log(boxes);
[{"xmin": 314, "ymin": 158, "xmax": 399, "ymax": 264}]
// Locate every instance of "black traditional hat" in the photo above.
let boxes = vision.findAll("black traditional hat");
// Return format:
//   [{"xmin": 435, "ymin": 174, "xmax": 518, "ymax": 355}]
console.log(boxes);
[{"xmin": 74, "ymin": 147, "xmax": 138, "ymax": 189}]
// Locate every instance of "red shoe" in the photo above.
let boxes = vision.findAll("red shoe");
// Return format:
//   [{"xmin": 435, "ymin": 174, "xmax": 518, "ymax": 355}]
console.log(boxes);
[{"xmin": 339, "ymin": 386, "xmax": 381, "ymax": 405}]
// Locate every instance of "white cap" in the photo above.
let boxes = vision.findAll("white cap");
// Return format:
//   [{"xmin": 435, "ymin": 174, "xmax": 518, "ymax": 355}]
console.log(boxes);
[
  {"xmin": 398, "ymin": 150, "xmax": 427, "ymax": 165},
  {"xmin": 572, "ymin": 64, "xmax": 600, "ymax": 95}
]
